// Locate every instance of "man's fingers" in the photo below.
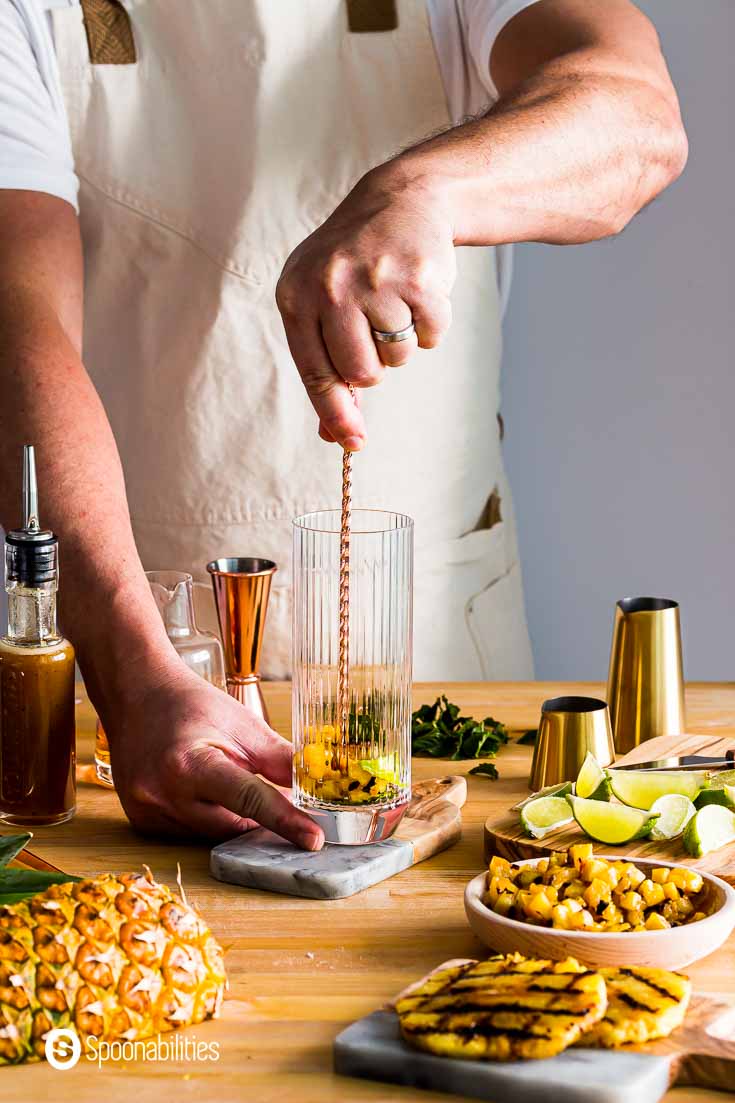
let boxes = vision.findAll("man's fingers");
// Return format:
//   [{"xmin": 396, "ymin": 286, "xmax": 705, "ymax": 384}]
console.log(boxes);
[
  {"xmin": 281, "ymin": 313, "xmax": 366, "ymax": 448},
  {"xmin": 367, "ymin": 300, "xmax": 418, "ymax": 367},
  {"xmin": 406, "ymin": 291, "xmax": 452, "ymax": 350},
  {"xmin": 200, "ymin": 751, "xmax": 324, "ymax": 850},
  {"xmin": 234, "ymin": 722, "xmax": 294, "ymax": 787},
  {"xmin": 320, "ymin": 305, "xmax": 385, "ymax": 388}
]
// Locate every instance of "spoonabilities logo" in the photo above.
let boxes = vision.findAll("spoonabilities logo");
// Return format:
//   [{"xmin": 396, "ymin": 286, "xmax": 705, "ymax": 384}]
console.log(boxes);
[{"xmin": 45, "ymin": 1028, "xmax": 82, "ymax": 1070}]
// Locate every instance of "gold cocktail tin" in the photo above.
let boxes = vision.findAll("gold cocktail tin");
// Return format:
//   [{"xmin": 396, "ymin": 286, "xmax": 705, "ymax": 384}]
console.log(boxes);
[
  {"xmin": 606, "ymin": 597, "xmax": 685, "ymax": 755},
  {"xmin": 529, "ymin": 696, "xmax": 615, "ymax": 791}
]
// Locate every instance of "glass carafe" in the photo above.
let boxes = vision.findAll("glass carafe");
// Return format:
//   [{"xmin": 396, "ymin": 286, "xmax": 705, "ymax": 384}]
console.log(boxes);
[{"xmin": 94, "ymin": 571, "xmax": 226, "ymax": 785}]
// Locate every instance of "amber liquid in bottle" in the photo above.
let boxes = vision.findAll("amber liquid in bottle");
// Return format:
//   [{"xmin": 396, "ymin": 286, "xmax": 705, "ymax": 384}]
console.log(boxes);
[{"xmin": 0, "ymin": 586, "xmax": 76, "ymax": 825}]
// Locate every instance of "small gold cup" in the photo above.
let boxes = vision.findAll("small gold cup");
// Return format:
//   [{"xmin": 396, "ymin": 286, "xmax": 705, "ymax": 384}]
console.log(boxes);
[
  {"xmin": 529, "ymin": 696, "xmax": 615, "ymax": 791},
  {"xmin": 606, "ymin": 596, "xmax": 685, "ymax": 755}
]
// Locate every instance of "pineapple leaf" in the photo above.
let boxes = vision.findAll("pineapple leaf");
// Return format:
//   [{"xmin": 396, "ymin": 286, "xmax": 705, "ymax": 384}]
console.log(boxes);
[
  {"xmin": 0, "ymin": 868, "xmax": 79, "ymax": 904},
  {"xmin": 0, "ymin": 833, "xmax": 32, "ymax": 869}
]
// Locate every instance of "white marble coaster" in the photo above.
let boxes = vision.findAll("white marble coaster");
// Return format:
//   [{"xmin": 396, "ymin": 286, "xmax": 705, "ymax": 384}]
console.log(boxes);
[
  {"xmin": 210, "ymin": 776, "xmax": 467, "ymax": 899},
  {"xmin": 210, "ymin": 828, "xmax": 414, "ymax": 899},
  {"xmin": 334, "ymin": 1010, "xmax": 672, "ymax": 1103}
]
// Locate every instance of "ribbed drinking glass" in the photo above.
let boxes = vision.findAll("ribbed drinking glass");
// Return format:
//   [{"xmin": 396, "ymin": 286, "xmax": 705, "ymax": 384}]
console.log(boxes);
[{"xmin": 292, "ymin": 509, "xmax": 413, "ymax": 844}]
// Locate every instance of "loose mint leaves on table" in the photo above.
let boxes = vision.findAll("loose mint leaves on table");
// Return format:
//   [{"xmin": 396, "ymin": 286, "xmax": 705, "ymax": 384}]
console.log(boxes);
[
  {"xmin": 467, "ymin": 762, "xmax": 500, "ymax": 780},
  {"xmin": 517, "ymin": 729, "xmax": 538, "ymax": 746},
  {"xmin": 411, "ymin": 696, "xmax": 508, "ymax": 773}
]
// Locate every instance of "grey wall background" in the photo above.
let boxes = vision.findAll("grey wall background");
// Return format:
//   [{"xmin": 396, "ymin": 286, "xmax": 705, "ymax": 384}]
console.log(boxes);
[{"xmin": 502, "ymin": 0, "xmax": 734, "ymax": 681}]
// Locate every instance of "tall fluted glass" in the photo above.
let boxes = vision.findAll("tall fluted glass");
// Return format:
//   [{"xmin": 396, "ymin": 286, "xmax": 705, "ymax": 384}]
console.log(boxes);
[{"xmin": 292, "ymin": 509, "xmax": 413, "ymax": 844}]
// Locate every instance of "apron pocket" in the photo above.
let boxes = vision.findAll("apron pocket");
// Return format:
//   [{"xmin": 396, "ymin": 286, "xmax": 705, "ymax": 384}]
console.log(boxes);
[{"xmin": 413, "ymin": 520, "xmax": 509, "ymax": 681}]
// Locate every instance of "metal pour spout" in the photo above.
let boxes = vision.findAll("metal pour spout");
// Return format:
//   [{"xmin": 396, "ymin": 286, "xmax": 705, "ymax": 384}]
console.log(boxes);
[{"xmin": 23, "ymin": 444, "xmax": 40, "ymax": 533}]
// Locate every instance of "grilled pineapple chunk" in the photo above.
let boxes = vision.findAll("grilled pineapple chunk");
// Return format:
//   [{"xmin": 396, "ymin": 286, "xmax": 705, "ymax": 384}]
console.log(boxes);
[
  {"xmin": 397, "ymin": 953, "xmax": 607, "ymax": 1061},
  {"xmin": 580, "ymin": 966, "xmax": 691, "ymax": 1047}
]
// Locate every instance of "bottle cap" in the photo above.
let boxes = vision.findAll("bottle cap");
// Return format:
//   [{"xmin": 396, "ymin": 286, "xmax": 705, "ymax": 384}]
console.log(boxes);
[{"xmin": 5, "ymin": 446, "xmax": 58, "ymax": 585}]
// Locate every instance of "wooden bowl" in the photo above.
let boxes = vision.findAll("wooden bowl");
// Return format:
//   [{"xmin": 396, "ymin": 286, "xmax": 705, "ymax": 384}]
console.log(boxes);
[{"xmin": 464, "ymin": 856, "xmax": 735, "ymax": 971}]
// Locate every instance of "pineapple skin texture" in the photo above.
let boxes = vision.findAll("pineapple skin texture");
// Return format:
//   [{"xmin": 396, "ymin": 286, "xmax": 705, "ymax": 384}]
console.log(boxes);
[{"xmin": 0, "ymin": 871, "xmax": 226, "ymax": 1064}]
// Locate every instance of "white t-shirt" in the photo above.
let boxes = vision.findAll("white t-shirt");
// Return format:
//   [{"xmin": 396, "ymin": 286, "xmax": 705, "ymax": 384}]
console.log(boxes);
[{"xmin": 0, "ymin": 0, "xmax": 540, "ymax": 216}]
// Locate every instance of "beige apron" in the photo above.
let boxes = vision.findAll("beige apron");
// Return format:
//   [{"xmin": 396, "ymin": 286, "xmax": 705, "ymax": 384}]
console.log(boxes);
[{"xmin": 51, "ymin": 0, "xmax": 533, "ymax": 682}]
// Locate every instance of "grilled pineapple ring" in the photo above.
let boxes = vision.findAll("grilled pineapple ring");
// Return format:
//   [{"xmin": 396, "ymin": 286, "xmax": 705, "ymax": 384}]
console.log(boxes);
[
  {"xmin": 397, "ymin": 953, "xmax": 607, "ymax": 1061},
  {"xmin": 580, "ymin": 966, "xmax": 691, "ymax": 1048}
]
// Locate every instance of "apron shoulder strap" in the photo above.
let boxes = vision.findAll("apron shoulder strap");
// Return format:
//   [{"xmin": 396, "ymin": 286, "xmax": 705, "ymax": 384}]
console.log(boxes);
[
  {"xmin": 346, "ymin": 0, "xmax": 398, "ymax": 33},
  {"xmin": 80, "ymin": 0, "xmax": 136, "ymax": 64}
]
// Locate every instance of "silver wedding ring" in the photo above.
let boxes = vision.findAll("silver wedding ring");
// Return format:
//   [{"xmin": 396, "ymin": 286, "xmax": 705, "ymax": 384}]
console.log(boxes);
[{"xmin": 371, "ymin": 321, "xmax": 416, "ymax": 344}]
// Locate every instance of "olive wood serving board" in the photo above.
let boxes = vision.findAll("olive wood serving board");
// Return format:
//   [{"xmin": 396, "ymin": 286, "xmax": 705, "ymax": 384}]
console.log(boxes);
[
  {"xmin": 484, "ymin": 735, "xmax": 735, "ymax": 885},
  {"xmin": 211, "ymin": 775, "xmax": 466, "ymax": 900},
  {"xmin": 334, "ymin": 957, "xmax": 735, "ymax": 1102}
]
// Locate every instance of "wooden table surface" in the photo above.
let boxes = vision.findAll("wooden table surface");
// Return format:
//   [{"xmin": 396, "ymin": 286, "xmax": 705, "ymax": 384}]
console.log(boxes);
[{"xmin": 9, "ymin": 681, "xmax": 735, "ymax": 1102}]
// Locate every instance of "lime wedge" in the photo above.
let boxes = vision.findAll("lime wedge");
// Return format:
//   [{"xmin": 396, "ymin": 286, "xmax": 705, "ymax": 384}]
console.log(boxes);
[
  {"xmin": 575, "ymin": 752, "xmax": 611, "ymax": 801},
  {"xmin": 707, "ymin": 769, "xmax": 735, "ymax": 789},
  {"xmin": 649, "ymin": 794, "xmax": 696, "ymax": 841},
  {"xmin": 683, "ymin": 804, "xmax": 735, "ymax": 858},
  {"xmin": 695, "ymin": 784, "xmax": 735, "ymax": 811},
  {"xmin": 567, "ymin": 794, "xmax": 659, "ymax": 844},
  {"xmin": 358, "ymin": 755, "xmax": 400, "ymax": 784},
  {"xmin": 520, "ymin": 796, "xmax": 574, "ymax": 839},
  {"xmin": 608, "ymin": 769, "xmax": 708, "ymax": 809},
  {"xmin": 512, "ymin": 781, "xmax": 573, "ymax": 811}
]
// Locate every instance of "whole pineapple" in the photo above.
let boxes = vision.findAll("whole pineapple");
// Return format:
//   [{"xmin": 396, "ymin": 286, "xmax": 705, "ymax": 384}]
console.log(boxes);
[{"xmin": 0, "ymin": 869, "xmax": 226, "ymax": 1063}]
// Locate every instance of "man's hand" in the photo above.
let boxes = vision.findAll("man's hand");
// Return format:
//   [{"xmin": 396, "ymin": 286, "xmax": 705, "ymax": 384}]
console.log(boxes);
[
  {"xmin": 276, "ymin": 170, "xmax": 456, "ymax": 449},
  {"xmin": 106, "ymin": 665, "xmax": 324, "ymax": 849},
  {"xmin": 277, "ymin": 0, "xmax": 686, "ymax": 448}
]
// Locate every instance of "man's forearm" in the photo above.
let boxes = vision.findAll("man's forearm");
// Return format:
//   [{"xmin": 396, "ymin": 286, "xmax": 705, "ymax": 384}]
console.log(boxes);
[
  {"xmin": 0, "ymin": 196, "xmax": 176, "ymax": 713},
  {"xmin": 382, "ymin": 5, "xmax": 687, "ymax": 246}
]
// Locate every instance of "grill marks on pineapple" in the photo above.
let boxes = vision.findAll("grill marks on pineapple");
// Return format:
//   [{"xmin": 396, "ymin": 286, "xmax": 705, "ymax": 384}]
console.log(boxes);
[
  {"xmin": 580, "ymin": 966, "xmax": 691, "ymax": 1048},
  {"xmin": 397, "ymin": 955, "xmax": 607, "ymax": 1061},
  {"xmin": 617, "ymin": 967, "xmax": 682, "ymax": 1003}
]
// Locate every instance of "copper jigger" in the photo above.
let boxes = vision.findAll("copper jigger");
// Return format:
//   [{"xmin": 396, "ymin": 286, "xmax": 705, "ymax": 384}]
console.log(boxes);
[
  {"xmin": 529, "ymin": 696, "xmax": 615, "ymax": 791},
  {"xmin": 607, "ymin": 596, "xmax": 685, "ymax": 755},
  {"xmin": 206, "ymin": 557, "xmax": 276, "ymax": 724}
]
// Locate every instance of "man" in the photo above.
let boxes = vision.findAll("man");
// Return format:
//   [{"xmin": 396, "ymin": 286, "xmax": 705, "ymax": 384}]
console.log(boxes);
[{"xmin": 0, "ymin": 0, "xmax": 686, "ymax": 849}]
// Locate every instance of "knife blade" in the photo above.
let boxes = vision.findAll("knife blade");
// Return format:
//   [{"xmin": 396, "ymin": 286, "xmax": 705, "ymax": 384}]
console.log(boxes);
[{"xmin": 612, "ymin": 752, "xmax": 735, "ymax": 772}]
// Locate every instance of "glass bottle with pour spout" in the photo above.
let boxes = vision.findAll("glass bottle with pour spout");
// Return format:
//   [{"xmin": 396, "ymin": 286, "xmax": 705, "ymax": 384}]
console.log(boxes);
[
  {"xmin": 94, "ymin": 571, "xmax": 226, "ymax": 785},
  {"xmin": 0, "ymin": 446, "xmax": 76, "ymax": 825}
]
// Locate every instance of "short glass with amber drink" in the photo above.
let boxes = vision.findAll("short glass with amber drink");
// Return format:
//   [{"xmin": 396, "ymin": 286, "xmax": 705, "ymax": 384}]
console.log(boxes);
[{"xmin": 292, "ymin": 509, "xmax": 413, "ymax": 844}]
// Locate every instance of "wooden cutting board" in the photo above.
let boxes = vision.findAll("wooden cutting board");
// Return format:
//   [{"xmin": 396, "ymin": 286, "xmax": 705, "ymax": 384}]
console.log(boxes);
[
  {"xmin": 335, "ymin": 958, "xmax": 735, "ymax": 1102},
  {"xmin": 484, "ymin": 735, "xmax": 735, "ymax": 884},
  {"xmin": 211, "ymin": 775, "xmax": 467, "ymax": 899}
]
